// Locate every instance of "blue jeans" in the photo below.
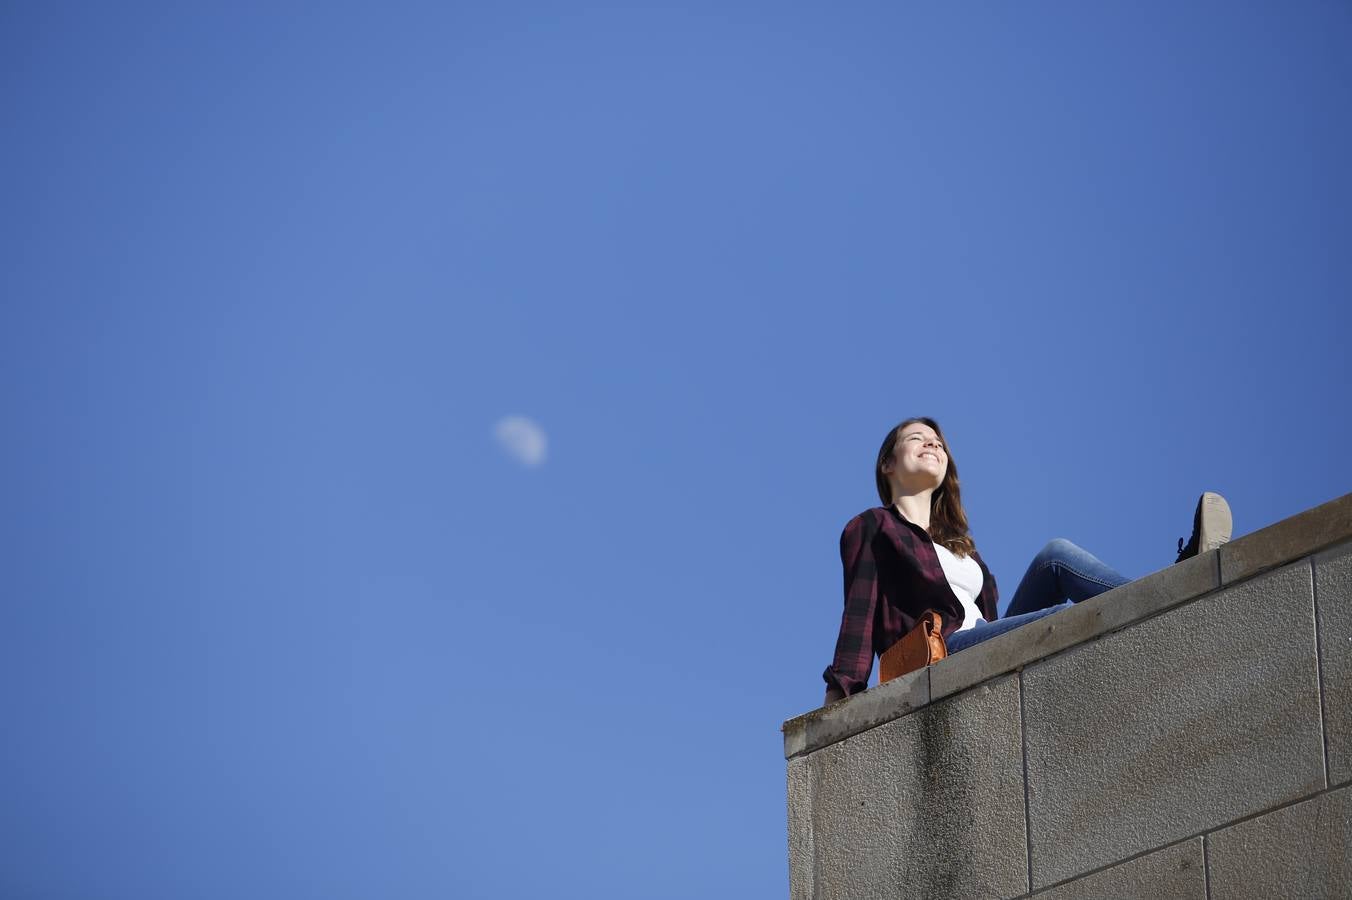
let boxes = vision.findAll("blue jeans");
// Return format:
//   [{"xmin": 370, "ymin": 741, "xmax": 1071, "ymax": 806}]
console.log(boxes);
[{"xmin": 946, "ymin": 539, "xmax": 1129, "ymax": 654}]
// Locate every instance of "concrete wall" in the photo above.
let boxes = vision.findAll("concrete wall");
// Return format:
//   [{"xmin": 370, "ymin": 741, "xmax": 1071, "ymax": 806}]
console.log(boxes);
[{"xmin": 783, "ymin": 493, "xmax": 1352, "ymax": 899}]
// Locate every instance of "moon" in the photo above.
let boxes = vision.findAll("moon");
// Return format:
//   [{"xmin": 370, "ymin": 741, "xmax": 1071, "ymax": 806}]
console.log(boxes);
[{"xmin": 493, "ymin": 416, "xmax": 547, "ymax": 468}]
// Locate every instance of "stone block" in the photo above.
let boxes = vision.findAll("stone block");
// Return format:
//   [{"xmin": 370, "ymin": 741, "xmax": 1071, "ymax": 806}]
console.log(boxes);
[
  {"xmin": 1030, "ymin": 838, "xmax": 1205, "ymax": 900},
  {"xmin": 783, "ymin": 667, "xmax": 929, "ymax": 759},
  {"xmin": 1022, "ymin": 561, "xmax": 1325, "ymax": 889},
  {"xmin": 794, "ymin": 676, "xmax": 1027, "ymax": 899},
  {"xmin": 930, "ymin": 552, "xmax": 1217, "ymax": 701},
  {"xmin": 1206, "ymin": 785, "xmax": 1352, "ymax": 899},
  {"xmin": 1315, "ymin": 540, "xmax": 1352, "ymax": 785},
  {"xmin": 1220, "ymin": 492, "xmax": 1352, "ymax": 585},
  {"xmin": 788, "ymin": 758, "xmax": 815, "ymax": 900}
]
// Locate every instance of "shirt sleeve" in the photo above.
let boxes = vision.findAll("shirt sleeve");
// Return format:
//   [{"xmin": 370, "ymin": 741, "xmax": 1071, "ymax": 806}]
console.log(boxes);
[{"xmin": 822, "ymin": 513, "xmax": 880, "ymax": 698}]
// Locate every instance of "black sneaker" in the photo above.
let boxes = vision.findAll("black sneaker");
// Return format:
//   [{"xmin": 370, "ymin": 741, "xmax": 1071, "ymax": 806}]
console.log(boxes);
[{"xmin": 1176, "ymin": 492, "xmax": 1233, "ymax": 562}]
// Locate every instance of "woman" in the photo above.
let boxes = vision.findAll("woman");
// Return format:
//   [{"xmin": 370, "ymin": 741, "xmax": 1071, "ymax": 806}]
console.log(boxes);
[{"xmin": 822, "ymin": 417, "xmax": 1231, "ymax": 705}]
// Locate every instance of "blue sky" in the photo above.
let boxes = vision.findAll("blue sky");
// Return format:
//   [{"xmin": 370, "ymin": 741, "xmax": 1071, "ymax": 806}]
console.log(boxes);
[{"xmin": 3, "ymin": 3, "xmax": 1350, "ymax": 898}]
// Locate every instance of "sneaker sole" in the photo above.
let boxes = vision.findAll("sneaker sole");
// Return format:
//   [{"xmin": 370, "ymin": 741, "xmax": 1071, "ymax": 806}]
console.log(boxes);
[{"xmin": 1198, "ymin": 491, "xmax": 1232, "ymax": 553}]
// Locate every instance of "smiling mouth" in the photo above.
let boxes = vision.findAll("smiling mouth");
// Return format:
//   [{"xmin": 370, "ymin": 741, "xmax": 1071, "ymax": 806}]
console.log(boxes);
[{"xmin": 920, "ymin": 453, "xmax": 940, "ymax": 462}]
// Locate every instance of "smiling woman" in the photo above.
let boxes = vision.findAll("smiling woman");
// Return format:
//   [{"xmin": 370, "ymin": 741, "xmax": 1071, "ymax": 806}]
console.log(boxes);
[{"xmin": 820, "ymin": 417, "xmax": 1233, "ymax": 705}]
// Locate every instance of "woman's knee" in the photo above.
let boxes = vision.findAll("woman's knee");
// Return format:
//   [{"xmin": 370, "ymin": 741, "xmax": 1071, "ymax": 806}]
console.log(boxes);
[{"xmin": 1036, "ymin": 538, "xmax": 1081, "ymax": 565}]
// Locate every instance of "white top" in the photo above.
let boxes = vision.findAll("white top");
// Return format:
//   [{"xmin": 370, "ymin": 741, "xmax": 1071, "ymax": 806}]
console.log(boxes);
[{"xmin": 932, "ymin": 542, "xmax": 986, "ymax": 631}]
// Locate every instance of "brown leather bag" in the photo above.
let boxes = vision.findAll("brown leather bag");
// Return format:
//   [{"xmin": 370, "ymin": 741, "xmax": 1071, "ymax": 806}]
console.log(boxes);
[{"xmin": 879, "ymin": 610, "xmax": 947, "ymax": 684}]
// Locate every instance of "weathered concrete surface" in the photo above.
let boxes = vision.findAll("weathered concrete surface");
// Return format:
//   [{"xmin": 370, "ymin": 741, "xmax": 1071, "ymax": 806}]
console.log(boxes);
[
  {"xmin": 1206, "ymin": 786, "xmax": 1352, "ymax": 899},
  {"xmin": 787, "ymin": 759, "xmax": 815, "ymax": 900},
  {"xmin": 783, "ymin": 667, "xmax": 929, "ymax": 759},
  {"xmin": 1029, "ymin": 839, "xmax": 1205, "ymax": 900},
  {"xmin": 1316, "ymin": 540, "xmax": 1352, "ymax": 786},
  {"xmin": 1021, "ymin": 561, "xmax": 1325, "ymax": 889},
  {"xmin": 1219, "ymin": 492, "xmax": 1352, "ymax": 585},
  {"xmin": 930, "ymin": 551, "xmax": 1217, "ymax": 701},
  {"xmin": 790, "ymin": 676, "xmax": 1027, "ymax": 899}
]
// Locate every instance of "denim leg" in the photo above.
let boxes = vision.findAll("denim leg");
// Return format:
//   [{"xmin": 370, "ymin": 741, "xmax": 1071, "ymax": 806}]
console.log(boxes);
[
  {"xmin": 947, "ymin": 605, "xmax": 1066, "ymax": 654},
  {"xmin": 1004, "ymin": 538, "xmax": 1129, "ymax": 617}
]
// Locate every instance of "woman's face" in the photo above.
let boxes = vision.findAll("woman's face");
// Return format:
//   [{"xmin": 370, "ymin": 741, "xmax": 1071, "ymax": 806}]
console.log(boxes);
[{"xmin": 883, "ymin": 422, "xmax": 949, "ymax": 493}]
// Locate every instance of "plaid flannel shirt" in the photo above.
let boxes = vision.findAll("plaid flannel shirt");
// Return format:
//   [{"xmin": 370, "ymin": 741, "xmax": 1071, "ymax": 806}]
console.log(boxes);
[{"xmin": 823, "ymin": 506, "xmax": 1000, "ymax": 698}]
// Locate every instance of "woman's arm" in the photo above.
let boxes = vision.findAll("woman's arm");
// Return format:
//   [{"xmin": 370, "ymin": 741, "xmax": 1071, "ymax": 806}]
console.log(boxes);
[{"xmin": 822, "ymin": 512, "xmax": 881, "ymax": 704}]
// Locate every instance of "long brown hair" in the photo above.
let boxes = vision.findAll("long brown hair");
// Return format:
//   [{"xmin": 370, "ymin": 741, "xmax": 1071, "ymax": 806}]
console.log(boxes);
[{"xmin": 874, "ymin": 417, "xmax": 976, "ymax": 557}]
